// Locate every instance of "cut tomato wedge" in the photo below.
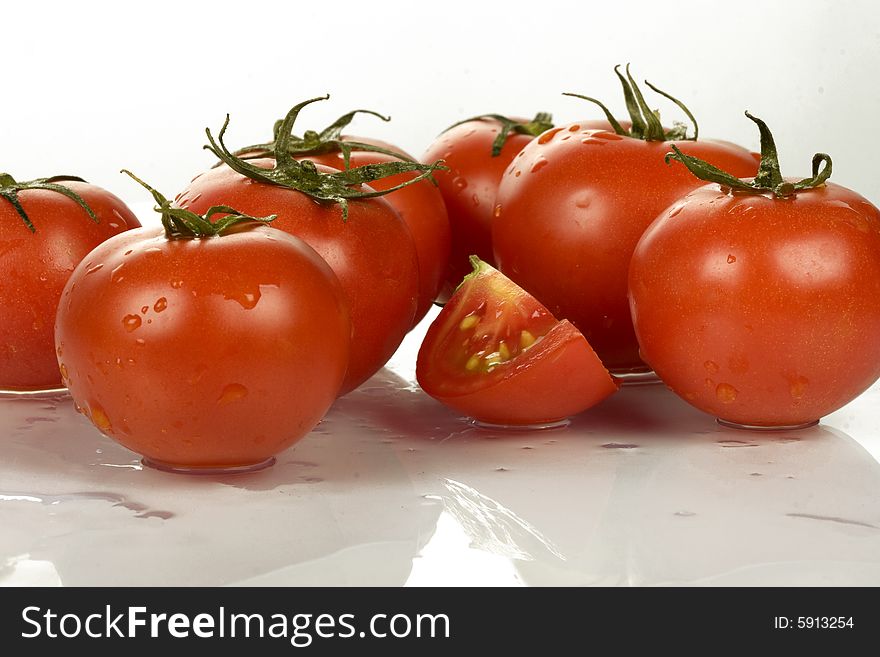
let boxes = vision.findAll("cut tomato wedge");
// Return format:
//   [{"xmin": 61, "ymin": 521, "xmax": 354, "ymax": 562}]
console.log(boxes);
[{"xmin": 416, "ymin": 257, "xmax": 619, "ymax": 425}]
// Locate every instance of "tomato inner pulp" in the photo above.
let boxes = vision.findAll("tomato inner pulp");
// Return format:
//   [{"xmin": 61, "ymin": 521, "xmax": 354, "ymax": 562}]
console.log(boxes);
[{"xmin": 446, "ymin": 272, "xmax": 557, "ymax": 376}]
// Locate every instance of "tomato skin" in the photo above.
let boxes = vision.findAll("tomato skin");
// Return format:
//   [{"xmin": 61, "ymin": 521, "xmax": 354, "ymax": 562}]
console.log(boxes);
[
  {"xmin": 55, "ymin": 225, "xmax": 350, "ymax": 468},
  {"xmin": 301, "ymin": 136, "xmax": 450, "ymax": 327},
  {"xmin": 176, "ymin": 160, "xmax": 419, "ymax": 395},
  {"xmin": 417, "ymin": 260, "xmax": 618, "ymax": 425},
  {"xmin": 492, "ymin": 126, "xmax": 759, "ymax": 371},
  {"xmin": 0, "ymin": 182, "xmax": 140, "ymax": 391},
  {"xmin": 629, "ymin": 182, "xmax": 880, "ymax": 427}
]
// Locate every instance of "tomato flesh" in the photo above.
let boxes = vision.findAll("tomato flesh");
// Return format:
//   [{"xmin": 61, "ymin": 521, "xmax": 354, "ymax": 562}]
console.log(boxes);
[{"xmin": 417, "ymin": 259, "xmax": 618, "ymax": 425}]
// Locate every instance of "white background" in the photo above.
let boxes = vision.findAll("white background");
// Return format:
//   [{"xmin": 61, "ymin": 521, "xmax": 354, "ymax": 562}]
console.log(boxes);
[{"xmin": 1, "ymin": 0, "xmax": 878, "ymax": 212}]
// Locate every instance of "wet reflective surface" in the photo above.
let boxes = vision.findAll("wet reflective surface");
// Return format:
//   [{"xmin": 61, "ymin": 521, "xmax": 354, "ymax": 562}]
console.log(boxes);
[{"xmin": 2, "ymin": 309, "xmax": 880, "ymax": 586}]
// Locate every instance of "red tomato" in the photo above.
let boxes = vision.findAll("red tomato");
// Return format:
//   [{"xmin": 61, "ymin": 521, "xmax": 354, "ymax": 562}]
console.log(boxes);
[
  {"xmin": 55, "ymin": 214, "xmax": 351, "ymax": 471},
  {"xmin": 493, "ymin": 125, "xmax": 758, "ymax": 373},
  {"xmin": 629, "ymin": 116, "xmax": 880, "ymax": 428},
  {"xmin": 417, "ymin": 258, "xmax": 618, "ymax": 425},
  {"xmin": 176, "ymin": 160, "xmax": 419, "ymax": 395},
  {"xmin": 298, "ymin": 136, "xmax": 450, "ymax": 327},
  {"xmin": 0, "ymin": 176, "xmax": 139, "ymax": 391}
]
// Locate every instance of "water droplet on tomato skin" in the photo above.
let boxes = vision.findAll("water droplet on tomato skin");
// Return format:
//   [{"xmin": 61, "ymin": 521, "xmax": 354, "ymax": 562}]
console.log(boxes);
[
  {"xmin": 537, "ymin": 128, "xmax": 563, "ymax": 144},
  {"xmin": 225, "ymin": 287, "xmax": 262, "ymax": 310},
  {"xmin": 452, "ymin": 176, "xmax": 468, "ymax": 192},
  {"xmin": 471, "ymin": 194, "xmax": 480, "ymax": 207},
  {"xmin": 170, "ymin": 280, "xmax": 184, "ymax": 289},
  {"xmin": 568, "ymin": 124, "xmax": 581, "ymax": 132},
  {"xmin": 89, "ymin": 403, "xmax": 113, "ymax": 434},
  {"xmin": 788, "ymin": 375, "xmax": 809, "ymax": 400},
  {"xmin": 594, "ymin": 132, "xmax": 623, "ymax": 141},
  {"xmin": 154, "ymin": 297, "xmax": 168, "ymax": 313},
  {"xmin": 85, "ymin": 263, "xmax": 104, "ymax": 275},
  {"xmin": 715, "ymin": 383, "xmax": 738, "ymax": 403},
  {"xmin": 140, "ymin": 305, "xmax": 149, "ymax": 314},
  {"xmin": 727, "ymin": 254, "xmax": 737, "ymax": 264},
  {"xmin": 494, "ymin": 204, "xmax": 502, "ymax": 218},
  {"xmin": 122, "ymin": 315, "xmax": 142, "ymax": 332},
  {"xmin": 111, "ymin": 264, "xmax": 125, "ymax": 283},
  {"xmin": 217, "ymin": 383, "xmax": 248, "ymax": 405},
  {"xmin": 530, "ymin": 160, "xmax": 548, "ymax": 173},
  {"xmin": 135, "ymin": 339, "xmax": 145, "ymax": 347},
  {"xmin": 667, "ymin": 205, "xmax": 684, "ymax": 218},
  {"xmin": 704, "ymin": 360, "xmax": 720, "ymax": 374}
]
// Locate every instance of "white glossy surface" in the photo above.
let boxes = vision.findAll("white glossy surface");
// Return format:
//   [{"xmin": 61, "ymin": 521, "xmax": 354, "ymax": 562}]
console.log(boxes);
[{"xmin": 2, "ymin": 308, "xmax": 880, "ymax": 587}]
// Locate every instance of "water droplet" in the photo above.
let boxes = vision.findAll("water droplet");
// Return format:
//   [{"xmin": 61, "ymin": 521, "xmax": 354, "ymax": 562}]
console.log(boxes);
[
  {"xmin": 727, "ymin": 254, "xmax": 737, "ymax": 264},
  {"xmin": 715, "ymin": 383, "xmax": 738, "ymax": 403},
  {"xmin": 581, "ymin": 138, "xmax": 602, "ymax": 145},
  {"xmin": 514, "ymin": 170, "xmax": 522, "ymax": 177},
  {"xmin": 471, "ymin": 194, "xmax": 480, "ymax": 207},
  {"xmin": 135, "ymin": 339, "xmax": 145, "ymax": 347},
  {"xmin": 668, "ymin": 205, "xmax": 683, "ymax": 218},
  {"xmin": 124, "ymin": 250, "xmax": 133, "ymax": 256},
  {"xmin": 225, "ymin": 287, "xmax": 261, "ymax": 310},
  {"xmin": 122, "ymin": 315, "xmax": 142, "ymax": 332},
  {"xmin": 452, "ymin": 176, "xmax": 468, "ymax": 191},
  {"xmin": 85, "ymin": 263, "xmax": 104, "ymax": 275},
  {"xmin": 140, "ymin": 305, "xmax": 149, "ymax": 314},
  {"xmin": 594, "ymin": 132, "xmax": 623, "ymax": 141},
  {"xmin": 90, "ymin": 403, "xmax": 113, "ymax": 434},
  {"xmin": 494, "ymin": 204, "xmax": 502, "ymax": 218},
  {"xmin": 154, "ymin": 297, "xmax": 167, "ymax": 313},
  {"xmin": 704, "ymin": 360, "xmax": 719, "ymax": 374},
  {"xmin": 170, "ymin": 280, "xmax": 184, "ymax": 289},
  {"xmin": 530, "ymin": 159, "xmax": 548, "ymax": 173},
  {"xmin": 59, "ymin": 363, "xmax": 69, "ymax": 382},
  {"xmin": 537, "ymin": 128, "xmax": 562, "ymax": 144},
  {"xmin": 788, "ymin": 375, "xmax": 809, "ymax": 400},
  {"xmin": 111, "ymin": 264, "xmax": 125, "ymax": 283},
  {"xmin": 217, "ymin": 383, "xmax": 248, "ymax": 405},
  {"xmin": 568, "ymin": 124, "xmax": 580, "ymax": 132}
]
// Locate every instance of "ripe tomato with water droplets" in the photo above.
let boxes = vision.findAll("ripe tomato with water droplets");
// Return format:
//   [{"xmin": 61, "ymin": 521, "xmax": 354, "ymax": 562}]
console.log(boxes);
[
  {"xmin": 55, "ymin": 212, "xmax": 351, "ymax": 471},
  {"xmin": 417, "ymin": 257, "xmax": 619, "ymax": 425},
  {"xmin": 0, "ymin": 177, "xmax": 139, "ymax": 391},
  {"xmin": 629, "ymin": 113, "xmax": 880, "ymax": 428}
]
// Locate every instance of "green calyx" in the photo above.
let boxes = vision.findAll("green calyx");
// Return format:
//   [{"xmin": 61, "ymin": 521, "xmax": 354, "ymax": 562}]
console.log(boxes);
[
  {"xmin": 665, "ymin": 111, "xmax": 832, "ymax": 198},
  {"xmin": 121, "ymin": 170, "xmax": 275, "ymax": 239},
  {"xmin": 443, "ymin": 112, "xmax": 554, "ymax": 157},
  {"xmin": 0, "ymin": 173, "xmax": 97, "ymax": 233},
  {"xmin": 205, "ymin": 96, "xmax": 445, "ymax": 220},
  {"xmin": 229, "ymin": 95, "xmax": 416, "ymax": 170},
  {"xmin": 564, "ymin": 64, "xmax": 698, "ymax": 142}
]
